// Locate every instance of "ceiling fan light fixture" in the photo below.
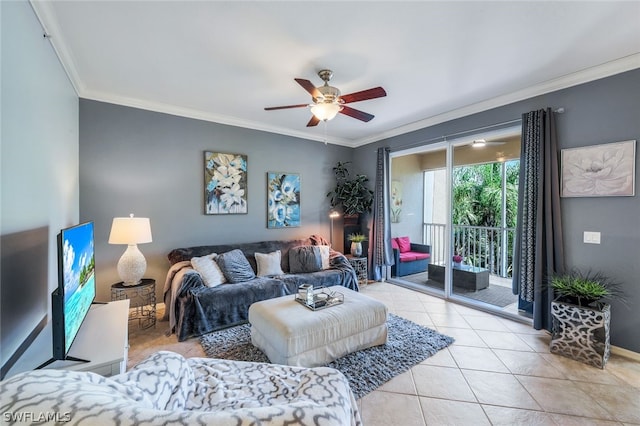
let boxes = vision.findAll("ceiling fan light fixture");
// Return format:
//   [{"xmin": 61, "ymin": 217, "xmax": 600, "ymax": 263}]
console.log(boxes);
[
  {"xmin": 472, "ymin": 139, "xmax": 487, "ymax": 148},
  {"xmin": 311, "ymin": 103, "xmax": 342, "ymax": 121},
  {"xmin": 265, "ymin": 69, "xmax": 386, "ymax": 127}
]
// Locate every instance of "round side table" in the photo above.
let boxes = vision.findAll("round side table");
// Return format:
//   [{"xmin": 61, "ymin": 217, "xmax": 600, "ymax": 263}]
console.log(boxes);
[{"xmin": 111, "ymin": 278, "xmax": 156, "ymax": 329}]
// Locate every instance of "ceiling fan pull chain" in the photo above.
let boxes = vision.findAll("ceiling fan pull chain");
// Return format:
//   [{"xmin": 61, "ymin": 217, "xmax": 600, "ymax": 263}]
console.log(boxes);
[{"xmin": 323, "ymin": 120, "xmax": 328, "ymax": 145}]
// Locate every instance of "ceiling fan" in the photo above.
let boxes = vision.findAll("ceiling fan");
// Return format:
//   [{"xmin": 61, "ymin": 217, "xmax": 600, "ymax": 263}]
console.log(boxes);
[{"xmin": 264, "ymin": 69, "xmax": 387, "ymax": 127}]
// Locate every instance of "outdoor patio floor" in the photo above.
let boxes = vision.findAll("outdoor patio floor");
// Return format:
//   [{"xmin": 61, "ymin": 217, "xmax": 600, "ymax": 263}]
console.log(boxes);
[{"xmin": 394, "ymin": 270, "xmax": 520, "ymax": 314}]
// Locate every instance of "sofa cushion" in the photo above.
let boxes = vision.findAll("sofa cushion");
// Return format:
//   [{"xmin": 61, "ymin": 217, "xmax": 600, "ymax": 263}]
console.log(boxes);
[
  {"xmin": 397, "ymin": 236, "xmax": 411, "ymax": 253},
  {"xmin": 398, "ymin": 252, "xmax": 417, "ymax": 262},
  {"xmin": 317, "ymin": 245, "xmax": 331, "ymax": 270},
  {"xmin": 289, "ymin": 246, "xmax": 322, "ymax": 273},
  {"xmin": 391, "ymin": 238, "xmax": 400, "ymax": 250},
  {"xmin": 190, "ymin": 253, "xmax": 227, "ymax": 287},
  {"xmin": 216, "ymin": 249, "xmax": 256, "ymax": 283},
  {"xmin": 413, "ymin": 252, "xmax": 430, "ymax": 261},
  {"xmin": 409, "ymin": 251, "xmax": 431, "ymax": 260},
  {"xmin": 398, "ymin": 251, "xmax": 431, "ymax": 262},
  {"xmin": 255, "ymin": 250, "xmax": 285, "ymax": 276}
]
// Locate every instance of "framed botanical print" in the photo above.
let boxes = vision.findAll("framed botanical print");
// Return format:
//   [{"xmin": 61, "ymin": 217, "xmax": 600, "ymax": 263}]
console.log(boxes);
[
  {"xmin": 267, "ymin": 172, "xmax": 300, "ymax": 228},
  {"xmin": 204, "ymin": 151, "xmax": 248, "ymax": 214}
]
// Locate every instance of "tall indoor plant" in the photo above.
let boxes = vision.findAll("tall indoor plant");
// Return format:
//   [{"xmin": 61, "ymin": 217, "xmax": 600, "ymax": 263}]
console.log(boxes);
[
  {"xmin": 326, "ymin": 161, "xmax": 374, "ymax": 220},
  {"xmin": 549, "ymin": 269, "xmax": 625, "ymax": 368}
]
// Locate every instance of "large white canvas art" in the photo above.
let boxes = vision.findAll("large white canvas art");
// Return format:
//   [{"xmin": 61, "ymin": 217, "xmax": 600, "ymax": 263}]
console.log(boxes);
[{"xmin": 561, "ymin": 140, "xmax": 636, "ymax": 197}]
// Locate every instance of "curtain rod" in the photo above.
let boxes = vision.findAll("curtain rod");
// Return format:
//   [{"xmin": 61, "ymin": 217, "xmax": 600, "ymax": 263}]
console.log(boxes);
[
  {"xmin": 391, "ymin": 118, "xmax": 522, "ymax": 153},
  {"xmin": 391, "ymin": 108, "xmax": 564, "ymax": 153}
]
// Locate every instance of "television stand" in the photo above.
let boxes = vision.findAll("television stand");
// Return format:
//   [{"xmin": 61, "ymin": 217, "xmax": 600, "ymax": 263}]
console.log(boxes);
[
  {"xmin": 6, "ymin": 300, "xmax": 130, "ymax": 378},
  {"xmin": 36, "ymin": 355, "xmax": 90, "ymax": 370}
]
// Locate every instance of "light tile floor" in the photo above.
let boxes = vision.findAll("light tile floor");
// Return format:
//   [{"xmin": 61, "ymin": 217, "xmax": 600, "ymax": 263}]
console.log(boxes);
[
  {"xmin": 128, "ymin": 281, "xmax": 640, "ymax": 425},
  {"xmin": 359, "ymin": 282, "xmax": 640, "ymax": 426}
]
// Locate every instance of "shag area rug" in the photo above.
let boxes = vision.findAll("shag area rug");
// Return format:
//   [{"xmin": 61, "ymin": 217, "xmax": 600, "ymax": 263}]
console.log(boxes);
[{"xmin": 200, "ymin": 313, "xmax": 454, "ymax": 399}]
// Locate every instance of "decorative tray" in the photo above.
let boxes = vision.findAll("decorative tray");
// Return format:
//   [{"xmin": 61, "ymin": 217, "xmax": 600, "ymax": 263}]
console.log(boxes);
[{"xmin": 295, "ymin": 288, "xmax": 344, "ymax": 311}]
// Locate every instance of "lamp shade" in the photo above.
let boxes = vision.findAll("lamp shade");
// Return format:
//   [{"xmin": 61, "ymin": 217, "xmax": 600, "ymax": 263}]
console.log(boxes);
[
  {"xmin": 311, "ymin": 103, "xmax": 342, "ymax": 121},
  {"xmin": 108, "ymin": 215, "xmax": 152, "ymax": 245}
]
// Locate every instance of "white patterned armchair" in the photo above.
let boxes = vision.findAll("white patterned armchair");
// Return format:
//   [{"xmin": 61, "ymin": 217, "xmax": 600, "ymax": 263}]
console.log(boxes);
[{"xmin": 0, "ymin": 351, "xmax": 361, "ymax": 425}]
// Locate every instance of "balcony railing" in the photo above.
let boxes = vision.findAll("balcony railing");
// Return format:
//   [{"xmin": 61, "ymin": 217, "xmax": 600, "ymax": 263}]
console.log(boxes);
[{"xmin": 423, "ymin": 223, "xmax": 516, "ymax": 278}]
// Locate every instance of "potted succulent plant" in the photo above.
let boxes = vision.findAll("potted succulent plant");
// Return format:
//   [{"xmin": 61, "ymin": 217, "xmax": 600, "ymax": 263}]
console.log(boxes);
[
  {"xmin": 548, "ymin": 268, "xmax": 625, "ymax": 369},
  {"xmin": 326, "ymin": 161, "xmax": 374, "ymax": 222},
  {"xmin": 347, "ymin": 233, "xmax": 367, "ymax": 257}
]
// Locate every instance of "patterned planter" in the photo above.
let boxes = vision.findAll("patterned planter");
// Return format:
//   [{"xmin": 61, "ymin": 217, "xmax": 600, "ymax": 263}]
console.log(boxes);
[{"xmin": 550, "ymin": 301, "xmax": 610, "ymax": 369}]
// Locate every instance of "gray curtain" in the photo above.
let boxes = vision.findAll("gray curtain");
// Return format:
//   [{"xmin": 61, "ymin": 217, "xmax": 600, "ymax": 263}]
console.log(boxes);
[
  {"xmin": 370, "ymin": 147, "xmax": 394, "ymax": 281},
  {"xmin": 513, "ymin": 108, "xmax": 566, "ymax": 330}
]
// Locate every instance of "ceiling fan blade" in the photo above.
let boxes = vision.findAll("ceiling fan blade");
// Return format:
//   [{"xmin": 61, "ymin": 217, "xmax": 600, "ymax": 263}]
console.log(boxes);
[
  {"xmin": 264, "ymin": 104, "xmax": 309, "ymax": 111},
  {"xmin": 295, "ymin": 78, "xmax": 321, "ymax": 98},
  {"xmin": 339, "ymin": 87, "xmax": 387, "ymax": 104},
  {"xmin": 339, "ymin": 105, "xmax": 374, "ymax": 122},
  {"xmin": 306, "ymin": 115, "xmax": 320, "ymax": 127}
]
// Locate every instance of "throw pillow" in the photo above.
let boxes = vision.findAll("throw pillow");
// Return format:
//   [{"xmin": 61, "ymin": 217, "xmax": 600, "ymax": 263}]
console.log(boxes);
[
  {"xmin": 397, "ymin": 236, "xmax": 411, "ymax": 253},
  {"xmin": 255, "ymin": 250, "xmax": 284, "ymax": 276},
  {"xmin": 190, "ymin": 254, "xmax": 227, "ymax": 287},
  {"xmin": 289, "ymin": 246, "xmax": 322, "ymax": 273},
  {"xmin": 216, "ymin": 249, "xmax": 256, "ymax": 283},
  {"xmin": 317, "ymin": 245, "xmax": 331, "ymax": 270},
  {"xmin": 391, "ymin": 238, "xmax": 400, "ymax": 250}
]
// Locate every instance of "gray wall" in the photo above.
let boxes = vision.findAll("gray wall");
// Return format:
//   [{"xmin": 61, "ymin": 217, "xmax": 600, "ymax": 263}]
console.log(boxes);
[
  {"xmin": 354, "ymin": 69, "xmax": 640, "ymax": 353},
  {"xmin": 1, "ymin": 0, "xmax": 79, "ymax": 367},
  {"xmin": 79, "ymin": 100, "xmax": 353, "ymax": 302}
]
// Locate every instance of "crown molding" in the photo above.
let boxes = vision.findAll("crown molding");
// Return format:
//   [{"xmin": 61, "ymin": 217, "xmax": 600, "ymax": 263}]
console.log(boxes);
[
  {"xmin": 31, "ymin": 0, "xmax": 639, "ymax": 149},
  {"xmin": 352, "ymin": 54, "xmax": 640, "ymax": 147},
  {"xmin": 30, "ymin": 0, "xmax": 84, "ymax": 96},
  {"xmin": 81, "ymin": 89, "xmax": 354, "ymax": 147}
]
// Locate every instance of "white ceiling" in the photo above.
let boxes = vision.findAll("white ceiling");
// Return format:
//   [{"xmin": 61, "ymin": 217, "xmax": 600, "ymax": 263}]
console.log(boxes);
[{"xmin": 32, "ymin": 1, "xmax": 640, "ymax": 147}]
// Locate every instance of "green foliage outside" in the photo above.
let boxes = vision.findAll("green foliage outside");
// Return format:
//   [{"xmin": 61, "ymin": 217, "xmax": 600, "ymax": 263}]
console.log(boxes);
[
  {"xmin": 452, "ymin": 161, "xmax": 519, "ymax": 228},
  {"xmin": 451, "ymin": 161, "xmax": 519, "ymax": 273}
]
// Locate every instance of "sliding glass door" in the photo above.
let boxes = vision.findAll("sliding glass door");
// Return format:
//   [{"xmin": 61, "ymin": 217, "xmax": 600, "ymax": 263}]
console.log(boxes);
[
  {"xmin": 450, "ymin": 141, "xmax": 520, "ymax": 313},
  {"xmin": 390, "ymin": 126, "xmax": 522, "ymax": 316},
  {"xmin": 390, "ymin": 143, "xmax": 449, "ymax": 297}
]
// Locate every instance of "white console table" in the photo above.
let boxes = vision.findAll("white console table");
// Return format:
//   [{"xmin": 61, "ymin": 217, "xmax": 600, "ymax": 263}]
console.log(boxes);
[{"xmin": 6, "ymin": 299, "xmax": 129, "ymax": 379}]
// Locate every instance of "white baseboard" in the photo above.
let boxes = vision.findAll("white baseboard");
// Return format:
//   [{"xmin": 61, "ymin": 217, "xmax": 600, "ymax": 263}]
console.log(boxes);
[{"xmin": 611, "ymin": 345, "xmax": 640, "ymax": 361}]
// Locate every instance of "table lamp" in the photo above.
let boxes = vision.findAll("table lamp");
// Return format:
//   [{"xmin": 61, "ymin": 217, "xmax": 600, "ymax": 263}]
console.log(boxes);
[{"xmin": 108, "ymin": 214, "xmax": 152, "ymax": 286}]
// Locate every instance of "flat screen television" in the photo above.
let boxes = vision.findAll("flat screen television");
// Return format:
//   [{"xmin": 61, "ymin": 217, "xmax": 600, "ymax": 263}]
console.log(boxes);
[{"xmin": 38, "ymin": 221, "xmax": 96, "ymax": 368}]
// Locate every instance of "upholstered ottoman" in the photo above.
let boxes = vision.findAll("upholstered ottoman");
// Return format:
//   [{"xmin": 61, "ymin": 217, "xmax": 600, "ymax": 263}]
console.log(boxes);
[{"xmin": 248, "ymin": 285, "xmax": 388, "ymax": 367}]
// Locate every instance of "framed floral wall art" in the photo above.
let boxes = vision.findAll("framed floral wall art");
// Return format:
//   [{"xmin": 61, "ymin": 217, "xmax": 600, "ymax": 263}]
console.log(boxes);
[
  {"xmin": 561, "ymin": 140, "xmax": 635, "ymax": 197},
  {"xmin": 204, "ymin": 151, "xmax": 248, "ymax": 214},
  {"xmin": 391, "ymin": 180, "xmax": 403, "ymax": 223},
  {"xmin": 267, "ymin": 172, "xmax": 300, "ymax": 228}
]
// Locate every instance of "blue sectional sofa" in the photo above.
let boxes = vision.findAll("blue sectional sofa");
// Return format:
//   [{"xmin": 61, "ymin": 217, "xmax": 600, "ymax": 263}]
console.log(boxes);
[
  {"xmin": 391, "ymin": 236, "xmax": 431, "ymax": 277},
  {"xmin": 163, "ymin": 237, "xmax": 358, "ymax": 341}
]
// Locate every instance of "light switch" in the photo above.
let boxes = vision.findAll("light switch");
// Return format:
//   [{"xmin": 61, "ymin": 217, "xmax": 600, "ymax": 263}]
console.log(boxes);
[{"xmin": 583, "ymin": 231, "xmax": 601, "ymax": 244}]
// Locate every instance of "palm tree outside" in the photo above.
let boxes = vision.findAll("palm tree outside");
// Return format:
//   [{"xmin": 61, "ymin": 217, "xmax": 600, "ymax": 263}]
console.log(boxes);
[{"xmin": 452, "ymin": 160, "xmax": 519, "ymax": 276}]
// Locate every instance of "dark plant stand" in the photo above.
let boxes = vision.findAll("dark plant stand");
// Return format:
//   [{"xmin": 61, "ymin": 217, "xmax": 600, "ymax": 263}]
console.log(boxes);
[{"xmin": 550, "ymin": 301, "xmax": 610, "ymax": 369}]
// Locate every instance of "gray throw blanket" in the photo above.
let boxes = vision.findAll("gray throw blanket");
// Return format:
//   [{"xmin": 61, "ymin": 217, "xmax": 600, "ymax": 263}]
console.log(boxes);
[{"xmin": 164, "ymin": 236, "xmax": 359, "ymax": 341}]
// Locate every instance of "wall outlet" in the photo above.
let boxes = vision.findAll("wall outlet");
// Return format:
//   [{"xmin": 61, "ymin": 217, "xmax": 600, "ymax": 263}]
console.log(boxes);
[{"xmin": 583, "ymin": 231, "xmax": 601, "ymax": 244}]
